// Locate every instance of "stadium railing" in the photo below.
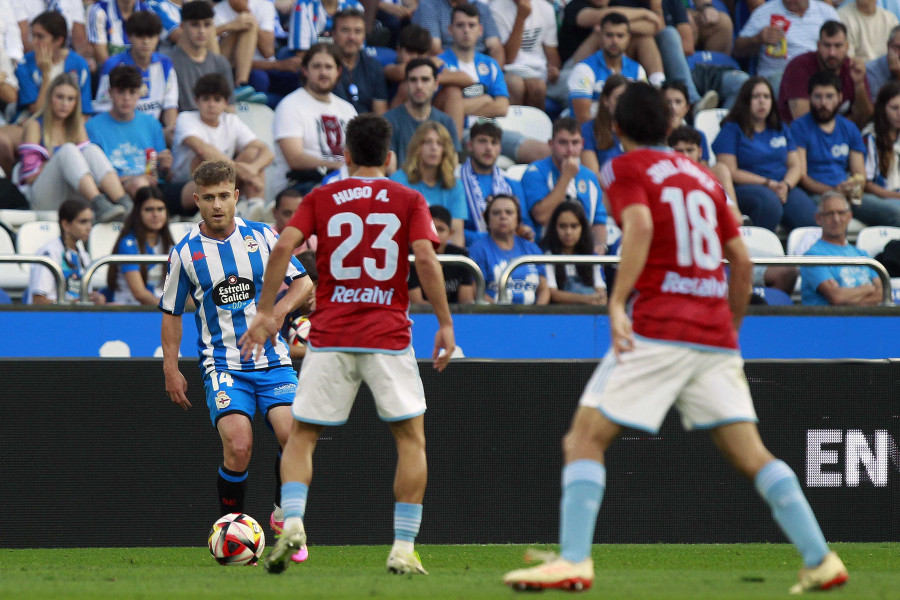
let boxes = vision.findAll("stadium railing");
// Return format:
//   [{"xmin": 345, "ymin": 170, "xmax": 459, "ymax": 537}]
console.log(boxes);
[
  {"xmin": 496, "ymin": 255, "xmax": 895, "ymax": 306},
  {"xmin": 79, "ymin": 254, "xmax": 488, "ymax": 304},
  {"xmin": 0, "ymin": 254, "xmax": 66, "ymax": 301}
]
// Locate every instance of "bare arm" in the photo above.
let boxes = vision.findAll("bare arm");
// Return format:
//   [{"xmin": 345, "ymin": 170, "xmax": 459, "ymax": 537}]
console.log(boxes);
[
  {"xmin": 451, "ymin": 218, "xmax": 465, "ymax": 247},
  {"xmin": 162, "ymin": 312, "xmax": 190, "ymax": 409},
  {"xmin": 278, "ymin": 137, "xmax": 344, "ymax": 171},
  {"xmin": 503, "ymin": 0, "xmax": 532, "ymax": 65},
  {"xmin": 240, "ymin": 140, "xmax": 275, "ymax": 172},
  {"xmin": 535, "ymin": 275, "xmax": 550, "ymax": 305},
  {"xmin": 411, "ymin": 237, "xmax": 455, "ymax": 371},
  {"xmin": 818, "ymin": 277, "xmax": 883, "ymax": 306},
  {"xmin": 485, "ymin": 37, "xmax": 505, "ymax": 66},
  {"xmin": 676, "ymin": 22, "xmax": 695, "ymax": 56},
  {"xmin": 788, "ymin": 98, "xmax": 810, "ymax": 122},
  {"xmin": 468, "ymin": 94, "xmax": 509, "ymax": 118},
  {"xmin": 257, "ymin": 30, "xmax": 275, "ymax": 59},
  {"xmin": 530, "ymin": 157, "xmax": 580, "ymax": 225},
  {"xmin": 272, "ymin": 273, "xmax": 314, "ymax": 325},
  {"xmin": 607, "ymin": 203, "xmax": 653, "ymax": 357},
  {"xmin": 722, "ymin": 235, "xmax": 752, "ymax": 331},
  {"xmin": 408, "ymin": 286, "xmax": 428, "ymax": 305},
  {"xmin": 124, "ymin": 270, "xmax": 162, "ymax": 305},
  {"xmin": 572, "ymin": 98, "xmax": 594, "ymax": 125}
]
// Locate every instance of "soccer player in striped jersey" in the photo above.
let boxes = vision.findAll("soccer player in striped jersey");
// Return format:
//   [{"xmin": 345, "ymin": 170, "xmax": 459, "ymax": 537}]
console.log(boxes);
[
  {"xmin": 241, "ymin": 113, "xmax": 455, "ymax": 576},
  {"xmin": 503, "ymin": 83, "xmax": 848, "ymax": 594},
  {"xmin": 160, "ymin": 159, "xmax": 313, "ymax": 561}
]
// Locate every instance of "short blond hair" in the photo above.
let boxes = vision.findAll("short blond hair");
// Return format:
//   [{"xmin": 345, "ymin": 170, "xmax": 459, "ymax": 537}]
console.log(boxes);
[{"xmin": 192, "ymin": 160, "xmax": 236, "ymax": 187}]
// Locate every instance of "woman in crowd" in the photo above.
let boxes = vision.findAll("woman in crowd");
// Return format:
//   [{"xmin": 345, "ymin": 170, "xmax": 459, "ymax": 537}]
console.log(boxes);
[
  {"xmin": 580, "ymin": 74, "xmax": 627, "ymax": 176},
  {"xmin": 28, "ymin": 198, "xmax": 105, "ymax": 305},
  {"xmin": 863, "ymin": 81, "xmax": 900, "ymax": 210},
  {"xmin": 390, "ymin": 120, "xmax": 467, "ymax": 246},
  {"xmin": 469, "ymin": 194, "xmax": 548, "ymax": 305},
  {"xmin": 106, "ymin": 186, "xmax": 176, "ymax": 305},
  {"xmin": 712, "ymin": 76, "xmax": 816, "ymax": 232},
  {"xmin": 663, "ymin": 80, "xmax": 712, "ymax": 162},
  {"xmin": 540, "ymin": 201, "xmax": 606, "ymax": 305},
  {"xmin": 17, "ymin": 73, "xmax": 131, "ymax": 223}
]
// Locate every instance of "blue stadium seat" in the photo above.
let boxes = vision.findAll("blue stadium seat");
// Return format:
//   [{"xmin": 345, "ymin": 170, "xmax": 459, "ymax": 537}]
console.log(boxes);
[{"xmin": 368, "ymin": 46, "xmax": 397, "ymax": 68}]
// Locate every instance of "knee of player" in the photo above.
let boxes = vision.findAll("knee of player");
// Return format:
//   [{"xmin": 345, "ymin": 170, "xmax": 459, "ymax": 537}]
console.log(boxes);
[{"xmin": 225, "ymin": 437, "xmax": 253, "ymax": 465}]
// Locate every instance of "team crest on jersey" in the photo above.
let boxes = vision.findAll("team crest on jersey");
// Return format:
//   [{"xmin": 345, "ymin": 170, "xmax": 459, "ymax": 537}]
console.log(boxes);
[
  {"xmin": 244, "ymin": 235, "xmax": 259, "ymax": 253},
  {"xmin": 214, "ymin": 275, "xmax": 255, "ymax": 311},
  {"xmin": 577, "ymin": 180, "xmax": 587, "ymax": 194},
  {"xmin": 215, "ymin": 391, "xmax": 231, "ymax": 409},
  {"xmin": 477, "ymin": 62, "xmax": 489, "ymax": 76}
]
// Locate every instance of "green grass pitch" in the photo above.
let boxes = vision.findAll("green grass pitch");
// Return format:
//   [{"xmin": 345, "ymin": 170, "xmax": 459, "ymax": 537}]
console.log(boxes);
[{"xmin": 2, "ymin": 543, "xmax": 897, "ymax": 599}]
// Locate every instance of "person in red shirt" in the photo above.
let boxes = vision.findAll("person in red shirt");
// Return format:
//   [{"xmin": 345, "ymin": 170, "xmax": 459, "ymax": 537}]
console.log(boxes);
[
  {"xmin": 241, "ymin": 113, "xmax": 455, "ymax": 577},
  {"xmin": 504, "ymin": 81, "xmax": 848, "ymax": 595}
]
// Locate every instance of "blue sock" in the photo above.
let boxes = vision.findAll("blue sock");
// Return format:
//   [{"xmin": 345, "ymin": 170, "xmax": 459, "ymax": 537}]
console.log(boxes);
[
  {"xmin": 559, "ymin": 460, "xmax": 606, "ymax": 563},
  {"xmin": 281, "ymin": 482, "xmax": 309, "ymax": 520},
  {"xmin": 755, "ymin": 459, "xmax": 828, "ymax": 567},
  {"xmin": 394, "ymin": 502, "xmax": 423, "ymax": 542}
]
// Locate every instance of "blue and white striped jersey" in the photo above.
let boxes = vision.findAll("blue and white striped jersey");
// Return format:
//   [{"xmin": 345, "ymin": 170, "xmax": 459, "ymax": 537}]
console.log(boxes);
[
  {"xmin": 159, "ymin": 218, "xmax": 307, "ymax": 374},
  {"xmin": 287, "ymin": 0, "xmax": 363, "ymax": 52},
  {"xmin": 94, "ymin": 51, "xmax": 179, "ymax": 118},
  {"xmin": 87, "ymin": 0, "xmax": 151, "ymax": 50}
]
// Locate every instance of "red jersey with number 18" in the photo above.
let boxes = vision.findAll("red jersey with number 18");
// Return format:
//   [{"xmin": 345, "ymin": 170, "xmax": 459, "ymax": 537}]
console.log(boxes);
[
  {"xmin": 286, "ymin": 176, "xmax": 439, "ymax": 352},
  {"xmin": 600, "ymin": 148, "xmax": 741, "ymax": 350}
]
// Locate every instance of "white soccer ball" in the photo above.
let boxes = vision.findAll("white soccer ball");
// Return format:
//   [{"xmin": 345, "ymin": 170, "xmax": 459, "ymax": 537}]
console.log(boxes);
[
  {"xmin": 286, "ymin": 315, "xmax": 311, "ymax": 346},
  {"xmin": 208, "ymin": 513, "xmax": 265, "ymax": 566}
]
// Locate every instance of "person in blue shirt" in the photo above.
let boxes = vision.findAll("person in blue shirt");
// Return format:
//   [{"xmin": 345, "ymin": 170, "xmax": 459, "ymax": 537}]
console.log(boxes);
[
  {"xmin": 86, "ymin": 64, "xmax": 173, "ymax": 198},
  {"xmin": 330, "ymin": 9, "xmax": 388, "ymax": 114},
  {"xmin": 791, "ymin": 70, "xmax": 900, "ymax": 227},
  {"xmin": 566, "ymin": 12, "xmax": 646, "ymax": 125},
  {"xmin": 580, "ymin": 73, "xmax": 627, "ymax": 178},
  {"xmin": 521, "ymin": 117, "xmax": 608, "ymax": 249},
  {"xmin": 801, "ymin": 192, "xmax": 883, "ymax": 305},
  {"xmin": 458, "ymin": 120, "xmax": 528, "ymax": 246},
  {"xmin": 469, "ymin": 193, "xmax": 549, "ymax": 304},
  {"xmin": 389, "ymin": 120, "xmax": 467, "ymax": 247},
  {"xmin": 713, "ymin": 75, "xmax": 817, "ymax": 232}
]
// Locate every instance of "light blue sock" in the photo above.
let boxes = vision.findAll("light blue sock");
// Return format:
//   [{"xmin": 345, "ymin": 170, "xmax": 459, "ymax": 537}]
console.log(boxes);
[
  {"xmin": 755, "ymin": 459, "xmax": 828, "ymax": 568},
  {"xmin": 559, "ymin": 460, "xmax": 606, "ymax": 563},
  {"xmin": 394, "ymin": 502, "xmax": 423, "ymax": 542},
  {"xmin": 281, "ymin": 482, "xmax": 308, "ymax": 520}
]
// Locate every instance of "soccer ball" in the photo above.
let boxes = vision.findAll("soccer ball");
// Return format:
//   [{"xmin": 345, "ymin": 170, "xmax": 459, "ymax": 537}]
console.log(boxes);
[
  {"xmin": 208, "ymin": 513, "xmax": 265, "ymax": 566},
  {"xmin": 286, "ymin": 315, "xmax": 311, "ymax": 346}
]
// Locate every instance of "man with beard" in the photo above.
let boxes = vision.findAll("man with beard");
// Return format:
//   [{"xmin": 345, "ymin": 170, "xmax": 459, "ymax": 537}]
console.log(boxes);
[
  {"xmin": 331, "ymin": 9, "xmax": 388, "ymax": 115},
  {"xmin": 567, "ymin": 12, "xmax": 646, "ymax": 125},
  {"xmin": 383, "ymin": 57, "xmax": 459, "ymax": 169},
  {"xmin": 779, "ymin": 20, "xmax": 872, "ymax": 126},
  {"xmin": 791, "ymin": 70, "xmax": 900, "ymax": 226},
  {"xmin": 271, "ymin": 42, "xmax": 357, "ymax": 195},
  {"xmin": 458, "ymin": 120, "xmax": 527, "ymax": 246}
]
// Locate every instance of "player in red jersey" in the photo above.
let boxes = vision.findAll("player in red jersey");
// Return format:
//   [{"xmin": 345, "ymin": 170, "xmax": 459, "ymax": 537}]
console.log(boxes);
[
  {"xmin": 241, "ymin": 114, "xmax": 455, "ymax": 576},
  {"xmin": 504, "ymin": 82, "xmax": 848, "ymax": 595}
]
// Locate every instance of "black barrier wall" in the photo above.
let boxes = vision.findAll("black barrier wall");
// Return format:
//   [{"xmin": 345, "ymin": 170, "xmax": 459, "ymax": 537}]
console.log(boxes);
[{"xmin": 2, "ymin": 359, "xmax": 898, "ymax": 548}]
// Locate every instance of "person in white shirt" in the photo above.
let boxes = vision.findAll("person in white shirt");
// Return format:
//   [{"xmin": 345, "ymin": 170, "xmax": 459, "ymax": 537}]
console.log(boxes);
[
  {"xmin": 838, "ymin": 0, "xmax": 899, "ymax": 63},
  {"xmin": 489, "ymin": 0, "xmax": 560, "ymax": 110},
  {"xmin": 214, "ymin": 0, "xmax": 276, "ymax": 96},
  {"xmin": 271, "ymin": 42, "xmax": 357, "ymax": 195},
  {"xmin": 172, "ymin": 72, "xmax": 273, "ymax": 215},
  {"xmin": 15, "ymin": 0, "xmax": 88, "ymax": 58}
]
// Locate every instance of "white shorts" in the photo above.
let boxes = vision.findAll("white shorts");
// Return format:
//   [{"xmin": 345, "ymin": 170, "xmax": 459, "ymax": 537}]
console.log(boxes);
[
  {"xmin": 580, "ymin": 336, "xmax": 757, "ymax": 433},
  {"xmin": 292, "ymin": 347, "xmax": 426, "ymax": 425}
]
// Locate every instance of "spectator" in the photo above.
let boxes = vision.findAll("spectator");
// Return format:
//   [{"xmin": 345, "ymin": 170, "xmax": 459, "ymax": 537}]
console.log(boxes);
[
  {"xmin": 86, "ymin": 64, "xmax": 172, "ymax": 198},
  {"xmin": 87, "ymin": 0, "xmax": 151, "ymax": 67},
  {"xmin": 801, "ymin": 191, "xmax": 883, "ymax": 305},
  {"xmin": 778, "ymin": 21, "xmax": 871, "ymax": 127},
  {"xmin": 412, "ymin": 0, "xmax": 504, "ymax": 63},
  {"xmin": 686, "ymin": 0, "xmax": 734, "ymax": 54},
  {"xmin": 539, "ymin": 201, "xmax": 607, "ymax": 306},
  {"xmin": 94, "ymin": 11, "xmax": 179, "ymax": 144},
  {"xmin": 271, "ymin": 42, "xmax": 357, "ymax": 195},
  {"xmin": 792, "ymin": 70, "xmax": 900, "ymax": 226},
  {"xmin": 668, "ymin": 124, "xmax": 740, "ymax": 217},
  {"xmin": 383, "ymin": 57, "xmax": 458, "ymax": 168},
  {"xmin": 27, "ymin": 198, "xmax": 105, "ymax": 305},
  {"xmin": 662, "ymin": 80, "xmax": 711, "ymax": 162},
  {"xmin": 106, "ymin": 184, "xmax": 176, "ymax": 305},
  {"xmin": 273, "ymin": 187, "xmax": 318, "ymax": 252},
  {"xmin": 164, "ymin": 0, "xmax": 237, "ymax": 112},
  {"xmin": 865, "ymin": 25, "xmax": 900, "ymax": 103},
  {"xmin": 288, "ymin": 0, "xmax": 364, "ymax": 53},
  {"xmin": 490, "ymin": 0, "xmax": 561, "ymax": 110},
  {"xmin": 331, "ymin": 9, "xmax": 388, "ymax": 114},
  {"xmin": 469, "ymin": 193, "xmax": 549, "ymax": 304},
  {"xmin": 389, "ymin": 120, "xmax": 467, "ymax": 246},
  {"xmin": 375, "ymin": 0, "xmax": 416, "ymax": 48},
  {"xmin": 16, "ymin": 0, "xmax": 89, "ymax": 59},
  {"xmin": 433, "ymin": 3, "xmax": 508, "ymax": 139},
  {"xmin": 567, "ymin": 12, "xmax": 646, "ymax": 125},
  {"xmin": 521, "ymin": 117, "xmax": 608, "ymax": 247},
  {"xmin": 17, "ymin": 73, "xmax": 130, "ymax": 222},
  {"xmin": 862, "ymin": 81, "xmax": 900, "ymax": 208},
  {"xmin": 409, "ymin": 205, "xmax": 475, "ymax": 305},
  {"xmin": 579, "ymin": 73, "xmax": 627, "ymax": 177},
  {"xmin": 458, "ymin": 119, "xmax": 528, "ymax": 245},
  {"xmin": 146, "ymin": 0, "xmax": 184, "ymax": 49},
  {"xmin": 1, "ymin": 0, "xmax": 23, "ymax": 65},
  {"xmin": 735, "ymin": 0, "xmax": 840, "ymax": 91},
  {"xmin": 839, "ymin": 0, "xmax": 898, "ymax": 63},
  {"xmin": 713, "ymin": 76, "xmax": 817, "ymax": 232},
  {"xmin": 171, "ymin": 73, "xmax": 273, "ymax": 216},
  {"xmin": 384, "ymin": 23, "xmax": 441, "ymax": 106},
  {"xmin": 0, "ymin": 11, "xmax": 93, "ymax": 175},
  {"xmin": 214, "ymin": 0, "xmax": 276, "ymax": 97}
]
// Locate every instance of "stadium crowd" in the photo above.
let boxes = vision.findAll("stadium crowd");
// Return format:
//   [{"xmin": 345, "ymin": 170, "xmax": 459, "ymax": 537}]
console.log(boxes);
[{"xmin": 1, "ymin": 0, "xmax": 899, "ymax": 307}]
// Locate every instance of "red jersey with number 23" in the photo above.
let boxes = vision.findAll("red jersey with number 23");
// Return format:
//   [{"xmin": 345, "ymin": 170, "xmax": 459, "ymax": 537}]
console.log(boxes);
[
  {"xmin": 287, "ymin": 176, "xmax": 439, "ymax": 352},
  {"xmin": 600, "ymin": 148, "xmax": 741, "ymax": 350}
]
